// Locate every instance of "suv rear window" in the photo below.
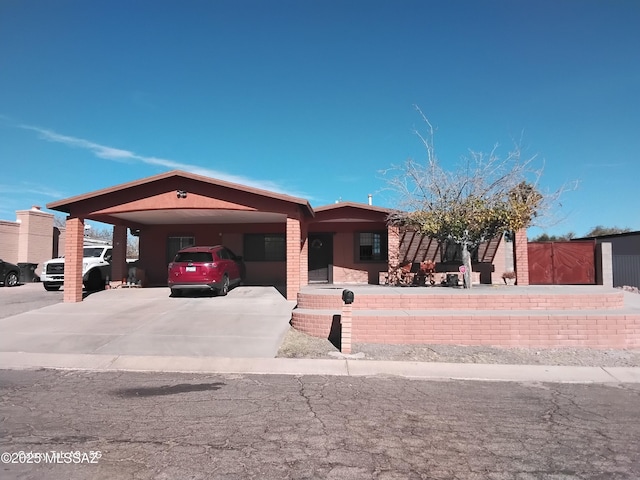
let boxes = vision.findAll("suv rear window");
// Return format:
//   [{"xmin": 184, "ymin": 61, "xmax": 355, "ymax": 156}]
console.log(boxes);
[{"xmin": 174, "ymin": 252, "xmax": 214, "ymax": 263}]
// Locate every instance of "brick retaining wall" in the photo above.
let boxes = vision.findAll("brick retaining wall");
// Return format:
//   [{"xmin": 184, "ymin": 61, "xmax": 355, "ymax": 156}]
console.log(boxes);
[{"xmin": 291, "ymin": 288, "xmax": 639, "ymax": 349}]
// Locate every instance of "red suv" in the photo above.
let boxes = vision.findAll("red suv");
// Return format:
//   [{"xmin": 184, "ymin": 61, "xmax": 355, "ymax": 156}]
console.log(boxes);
[{"xmin": 168, "ymin": 246, "xmax": 245, "ymax": 297}]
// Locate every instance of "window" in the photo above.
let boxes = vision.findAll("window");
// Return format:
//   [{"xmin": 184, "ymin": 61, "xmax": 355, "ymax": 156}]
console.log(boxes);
[
  {"xmin": 167, "ymin": 236, "xmax": 195, "ymax": 263},
  {"xmin": 356, "ymin": 231, "xmax": 387, "ymax": 262},
  {"xmin": 174, "ymin": 251, "xmax": 212, "ymax": 263},
  {"xmin": 83, "ymin": 247, "xmax": 106, "ymax": 258},
  {"xmin": 244, "ymin": 234, "xmax": 286, "ymax": 261}
]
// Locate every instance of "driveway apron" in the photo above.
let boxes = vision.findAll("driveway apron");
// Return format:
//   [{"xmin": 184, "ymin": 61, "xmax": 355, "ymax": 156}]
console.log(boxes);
[{"xmin": 0, "ymin": 286, "xmax": 295, "ymax": 358}]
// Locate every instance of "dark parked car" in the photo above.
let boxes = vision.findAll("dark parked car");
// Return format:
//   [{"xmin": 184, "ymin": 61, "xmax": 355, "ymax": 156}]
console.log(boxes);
[
  {"xmin": 168, "ymin": 245, "xmax": 245, "ymax": 297},
  {"xmin": 0, "ymin": 259, "xmax": 20, "ymax": 287}
]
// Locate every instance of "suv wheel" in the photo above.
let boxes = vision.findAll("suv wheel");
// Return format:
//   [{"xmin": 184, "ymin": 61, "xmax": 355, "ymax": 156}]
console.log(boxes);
[{"xmin": 218, "ymin": 275, "xmax": 229, "ymax": 296}]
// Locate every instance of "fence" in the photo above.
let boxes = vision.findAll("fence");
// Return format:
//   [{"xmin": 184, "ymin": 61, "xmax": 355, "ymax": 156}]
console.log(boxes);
[{"xmin": 613, "ymin": 255, "xmax": 640, "ymax": 288}]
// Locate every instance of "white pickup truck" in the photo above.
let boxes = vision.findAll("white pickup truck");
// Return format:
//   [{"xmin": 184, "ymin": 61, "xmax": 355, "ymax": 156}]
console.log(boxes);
[{"xmin": 41, "ymin": 245, "xmax": 113, "ymax": 291}]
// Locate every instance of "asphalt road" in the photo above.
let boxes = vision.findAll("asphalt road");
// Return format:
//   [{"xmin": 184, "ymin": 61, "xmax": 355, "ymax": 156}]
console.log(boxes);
[{"xmin": 2, "ymin": 369, "xmax": 639, "ymax": 479}]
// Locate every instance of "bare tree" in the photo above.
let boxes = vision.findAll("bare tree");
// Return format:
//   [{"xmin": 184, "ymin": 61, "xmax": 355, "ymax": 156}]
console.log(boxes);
[
  {"xmin": 88, "ymin": 226, "xmax": 139, "ymax": 258},
  {"xmin": 384, "ymin": 106, "xmax": 573, "ymax": 288},
  {"xmin": 54, "ymin": 218, "xmax": 139, "ymax": 259},
  {"xmin": 53, "ymin": 215, "xmax": 66, "ymax": 229}
]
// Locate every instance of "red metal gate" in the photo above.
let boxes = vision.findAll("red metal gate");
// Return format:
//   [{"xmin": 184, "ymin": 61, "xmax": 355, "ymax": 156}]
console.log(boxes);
[{"xmin": 528, "ymin": 241, "xmax": 596, "ymax": 285}]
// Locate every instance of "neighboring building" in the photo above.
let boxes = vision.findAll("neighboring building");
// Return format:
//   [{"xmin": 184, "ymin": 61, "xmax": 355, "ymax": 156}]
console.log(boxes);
[
  {"xmin": 573, "ymin": 231, "xmax": 640, "ymax": 288},
  {"xmin": 2, "ymin": 170, "xmax": 526, "ymax": 302},
  {"xmin": 0, "ymin": 206, "xmax": 61, "ymax": 278}
]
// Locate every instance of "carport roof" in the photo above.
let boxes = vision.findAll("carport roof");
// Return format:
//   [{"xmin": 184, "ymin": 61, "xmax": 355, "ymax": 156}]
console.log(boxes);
[{"xmin": 47, "ymin": 170, "xmax": 315, "ymax": 218}]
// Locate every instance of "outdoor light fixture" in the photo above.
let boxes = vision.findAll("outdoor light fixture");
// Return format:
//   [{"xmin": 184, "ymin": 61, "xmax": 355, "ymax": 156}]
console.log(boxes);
[{"xmin": 176, "ymin": 190, "xmax": 187, "ymax": 199}]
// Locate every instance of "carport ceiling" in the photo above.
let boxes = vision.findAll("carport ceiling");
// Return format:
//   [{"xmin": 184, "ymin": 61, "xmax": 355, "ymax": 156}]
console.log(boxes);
[{"xmin": 107, "ymin": 209, "xmax": 287, "ymax": 225}]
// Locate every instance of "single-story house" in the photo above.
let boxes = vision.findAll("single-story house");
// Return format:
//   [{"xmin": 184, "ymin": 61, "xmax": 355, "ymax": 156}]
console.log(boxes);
[{"xmin": 43, "ymin": 170, "xmax": 530, "ymax": 303}]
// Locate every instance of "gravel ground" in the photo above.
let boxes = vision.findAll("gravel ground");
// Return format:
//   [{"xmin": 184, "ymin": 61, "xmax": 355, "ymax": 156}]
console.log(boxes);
[
  {"xmin": 276, "ymin": 327, "xmax": 640, "ymax": 367},
  {"xmin": 277, "ymin": 286, "xmax": 640, "ymax": 367}
]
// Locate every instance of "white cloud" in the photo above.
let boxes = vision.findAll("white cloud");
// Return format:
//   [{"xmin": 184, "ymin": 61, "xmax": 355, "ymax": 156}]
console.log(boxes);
[
  {"xmin": 0, "ymin": 183, "xmax": 64, "ymax": 198},
  {"xmin": 19, "ymin": 124, "xmax": 310, "ymax": 198}
]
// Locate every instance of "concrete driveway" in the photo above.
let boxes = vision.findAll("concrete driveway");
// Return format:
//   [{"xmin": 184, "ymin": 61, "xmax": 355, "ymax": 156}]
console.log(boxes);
[{"xmin": 0, "ymin": 286, "xmax": 295, "ymax": 358}]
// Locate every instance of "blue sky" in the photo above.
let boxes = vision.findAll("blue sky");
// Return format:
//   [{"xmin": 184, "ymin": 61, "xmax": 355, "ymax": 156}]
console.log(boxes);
[{"xmin": 1, "ymin": 0, "xmax": 638, "ymax": 237}]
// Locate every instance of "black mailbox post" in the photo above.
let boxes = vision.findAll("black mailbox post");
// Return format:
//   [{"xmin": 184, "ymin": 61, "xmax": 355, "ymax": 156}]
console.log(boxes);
[{"xmin": 342, "ymin": 289, "xmax": 354, "ymax": 304}]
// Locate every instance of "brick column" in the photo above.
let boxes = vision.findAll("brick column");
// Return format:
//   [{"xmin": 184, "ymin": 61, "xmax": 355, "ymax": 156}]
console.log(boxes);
[
  {"xmin": 513, "ymin": 228, "xmax": 529, "ymax": 286},
  {"xmin": 341, "ymin": 303, "xmax": 352, "ymax": 354},
  {"xmin": 64, "ymin": 217, "xmax": 84, "ymax": 303},
  {"xmin": 286, "ymin": 217, "xmax": 301, "ymax": 301},
  {"xmin": 299, "ymin": 220, "xmax": 308, "ymax": 289},
  {"xmin": 111, "ymin": 225, "xmax": 128, "ymax": 285},
  {"xmin": 387, "ymin": 224, "xmax": 401, "ymax": 282}
]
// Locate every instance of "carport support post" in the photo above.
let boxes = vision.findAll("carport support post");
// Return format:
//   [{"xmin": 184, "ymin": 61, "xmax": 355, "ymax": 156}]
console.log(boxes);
[
  {"xmin": 299, "ymin": 221, "xmax": 308, "ymax": 288},
  {"xmin": 64, "ymin": 217, "xmax": 84, "ymax": 303},
  {"xmin": 286, "ymin": 217, "xmax": 302, "ymax": 301},
  {"xmin": 341, "ymin": 303, "xmax": 352, "ymax": 354},
  {"xmin": 111, "ymin": 225, "xmax": 128, "ymax": 285}
]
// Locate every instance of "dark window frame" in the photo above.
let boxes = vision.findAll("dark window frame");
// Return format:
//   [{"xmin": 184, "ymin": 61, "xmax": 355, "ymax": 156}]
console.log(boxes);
[
  {"xmin": 243, "ymin": 234, "xmax": 286, "ymax": 262},
  {"xmin": 355, "ymin": 231, "xmax": 388, "ymax": 262},
  {"xmin": 167, "ymin": 236, "xmax": 195, "ymax": 263}
]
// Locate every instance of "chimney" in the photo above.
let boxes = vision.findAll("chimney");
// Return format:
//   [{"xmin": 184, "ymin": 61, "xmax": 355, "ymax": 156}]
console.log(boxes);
[
  {"xmin": 367, "ymin": 194, "xmax": 372, "ymax": 206},
  {"xmin": 31, "ymin": 205, "xmax": 41, "ymax": 211}
]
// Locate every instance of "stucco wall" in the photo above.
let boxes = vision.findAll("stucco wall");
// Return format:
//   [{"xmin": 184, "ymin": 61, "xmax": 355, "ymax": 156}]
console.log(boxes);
[
  {"xmin": 491, "ymin": 235, "xmax": 508, "ymax": 284},
  {"xmin": 309, "ymin": 219, "xmax": 389, "ymax": 285},
  {"xmin": 331, "ymin": 230, "xmax": 387, "ymax": 284}
]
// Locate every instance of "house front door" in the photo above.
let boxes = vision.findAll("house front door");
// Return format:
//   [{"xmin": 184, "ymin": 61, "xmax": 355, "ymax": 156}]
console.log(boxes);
[{"xmin": 308, "ymin": 233, "xmax": 333, "ymax": 283}]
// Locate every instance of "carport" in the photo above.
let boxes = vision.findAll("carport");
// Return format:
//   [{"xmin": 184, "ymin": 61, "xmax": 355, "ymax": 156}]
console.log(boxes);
[{"xmin": 47, "ymin": 171, "xmax": 314, "ymax": 302}]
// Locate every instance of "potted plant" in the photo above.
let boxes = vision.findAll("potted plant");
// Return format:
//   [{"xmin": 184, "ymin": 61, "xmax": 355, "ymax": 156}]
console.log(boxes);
[{"xmin": 502, "ymin": 271, "xmax": 516, "ymax": 285}]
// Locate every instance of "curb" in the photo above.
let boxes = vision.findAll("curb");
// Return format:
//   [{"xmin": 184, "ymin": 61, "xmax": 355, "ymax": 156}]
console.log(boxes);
[{"xmin": 1, "ymin": 352, "xmax": 639, "ymax": 384}]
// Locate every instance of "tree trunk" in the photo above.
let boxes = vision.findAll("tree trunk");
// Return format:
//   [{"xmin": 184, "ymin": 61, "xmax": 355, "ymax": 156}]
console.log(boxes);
[{"xmin": 462, "ymin": 243, "xmax": 472, "ymax": 289}]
